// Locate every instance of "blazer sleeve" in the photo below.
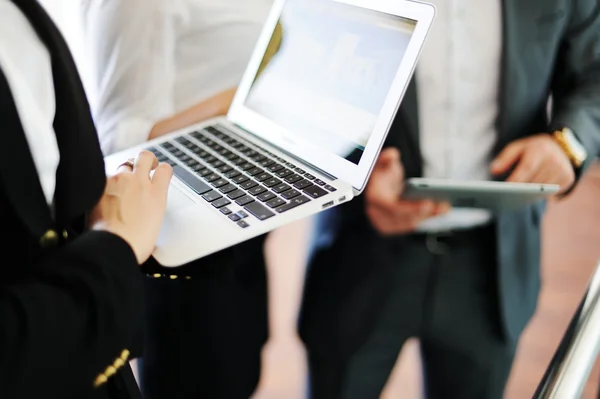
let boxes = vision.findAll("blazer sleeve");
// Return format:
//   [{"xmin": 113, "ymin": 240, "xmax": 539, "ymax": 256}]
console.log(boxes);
[
  {"xmin": 80, "ymin": 0, "xmax": 182, "ymax": 155},
  {"xmin": 551, "ymin": 0, "xmax": 600, "ymax": 173},
  {"xmin": 0, "ymin": 231, "xmax": 143, "ymax": 398}
]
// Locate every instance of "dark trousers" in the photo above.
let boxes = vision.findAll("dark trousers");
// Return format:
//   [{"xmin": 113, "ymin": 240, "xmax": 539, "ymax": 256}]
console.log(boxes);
[
  {"xmin": 306, "ymin": 224, "xmax": 517, "ymax": 399},
  {"xmin": 139, "ymin": 237, "xmax": 268, "ymax": 399}
]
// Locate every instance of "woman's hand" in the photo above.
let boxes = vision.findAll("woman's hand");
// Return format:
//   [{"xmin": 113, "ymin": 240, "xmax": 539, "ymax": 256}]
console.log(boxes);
[{"xmin": 89, "ymin": 150, "xmax": 173, "ymax": 263}]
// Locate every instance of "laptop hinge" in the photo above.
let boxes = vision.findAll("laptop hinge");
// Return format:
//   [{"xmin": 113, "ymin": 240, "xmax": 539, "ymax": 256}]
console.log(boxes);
[{"xmin": 232, "ymin": 123, "xmax": 339, "ymax": 181}]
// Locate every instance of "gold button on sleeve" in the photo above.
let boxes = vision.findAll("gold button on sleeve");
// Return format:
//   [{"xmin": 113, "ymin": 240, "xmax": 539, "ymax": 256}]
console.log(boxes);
[
  {"xmin": 113, "ymin": 358, "xmax": 125, "ymax": 369},
  {"xmin": 105, "ymin": 366, "xmax": 117, "ymax": 377},
  {"xmin": 93, "ymin": 373, "xmax": 108, "ymax": 388},
  {"xmin": 120, "ymin": 349, "xmax": 130, "ymax": 361},
  {"xmin": 39, "ymin": 229, "xmax": 59, "ymax": 248}
]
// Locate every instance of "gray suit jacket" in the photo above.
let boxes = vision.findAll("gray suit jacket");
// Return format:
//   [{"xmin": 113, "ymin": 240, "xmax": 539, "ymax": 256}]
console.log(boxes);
[{"xmin": 300, "ymin": 0, "xmax": 600, "ymax": 357}]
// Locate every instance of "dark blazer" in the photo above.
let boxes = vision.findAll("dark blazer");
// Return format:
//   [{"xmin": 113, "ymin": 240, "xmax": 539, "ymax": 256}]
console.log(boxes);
[
  {"xmin": 0, "ymin": 1, "xmax": 143, "ymax": 398},
  {"xmin": 300, "ymin": 0, "xmax": 600, "ymax": 359}
]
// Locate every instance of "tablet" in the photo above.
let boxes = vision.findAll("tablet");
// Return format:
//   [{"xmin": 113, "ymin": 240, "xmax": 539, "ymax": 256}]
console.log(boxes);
[{"xmin": 403, "ymin": 178, "xmax": 560, "ymax": 211}]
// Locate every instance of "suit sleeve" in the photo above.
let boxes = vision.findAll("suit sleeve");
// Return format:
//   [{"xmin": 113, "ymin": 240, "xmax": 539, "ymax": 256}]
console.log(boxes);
[
  {"xmin": 0, "ymin": 231, "xmax": 143, "ymax": 398},
  {"xmin": 551, "ymin": 0, "xmax": 600, "ymax": 173}
]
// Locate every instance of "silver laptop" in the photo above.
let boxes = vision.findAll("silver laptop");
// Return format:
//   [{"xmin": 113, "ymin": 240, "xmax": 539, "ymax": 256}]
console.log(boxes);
[{"xmin": 104, "ymin": 0, "xmax": 436, "ymax": 267}]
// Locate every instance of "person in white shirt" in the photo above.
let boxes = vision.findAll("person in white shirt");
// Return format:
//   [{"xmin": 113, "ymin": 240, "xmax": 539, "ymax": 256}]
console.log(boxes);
[
  {"xmin": 80, "ymin": 1, "xmax": 274, "ymax": 398},
  {"xmin": 298, "ymin": 0, "xmax": 600, "ymax": 398}
]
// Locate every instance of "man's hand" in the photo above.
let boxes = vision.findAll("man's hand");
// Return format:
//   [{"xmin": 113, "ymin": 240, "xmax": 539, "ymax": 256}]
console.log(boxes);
[
  {"xmin": 491, "ymin": 134, "xmax": 575, "ymax": 193},
  {"xmin": 365, "ymin": 148, "xmax": 450, "ymax": 235}
]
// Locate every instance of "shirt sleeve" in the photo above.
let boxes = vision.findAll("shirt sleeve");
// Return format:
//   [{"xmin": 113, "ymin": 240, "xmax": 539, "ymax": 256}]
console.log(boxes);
[{"xmin": 80, "ymin": 0, "xmax": 183, "ymax": 155}]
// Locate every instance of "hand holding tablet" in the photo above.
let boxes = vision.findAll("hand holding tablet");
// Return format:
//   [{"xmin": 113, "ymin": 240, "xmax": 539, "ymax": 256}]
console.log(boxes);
[{"xmin": 402, "ymin": 134, "xmax": 573, "ymax": 211}]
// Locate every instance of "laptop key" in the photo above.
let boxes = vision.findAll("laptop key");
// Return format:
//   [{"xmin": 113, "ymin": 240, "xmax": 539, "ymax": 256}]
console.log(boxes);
[
  {"xmin": 224, "ymin": 170, "xmax": 240, "ymax": 179},
  {"xmin": 325, "ymin": 185, "xmax": 337, "ymax": 192},
  {"xmin": 232, "ymin": 175, "xmax": 249, "ymax": 184},
  {"xmin": 275, "ymin": 169, "xmax": 293, "ymax": 178},
  {"xmin": 304, "ymin": 173, "xmax": 316, "ymax": 180},
  {"xmin": 266, "ymin": 197, "xmax": 286, "ymax": 208},
  {"xmin": 284, "ymin": 174, "xmax": 303, "ymax": 184},
  {"xmin": 244, "ymin": 201, "xmax": 275, "ymax": 221},
  {"xmin": 256, "ymin": 172, "xmax": 271, "ymax": 182},
  {"xmin": 263, "ymin": 178, "xmax": 281, "ymax": 188},
  {"xmin": 204, "ymin": 173, "xmax": 220, "ymax": 183},
  {"xmin": 211, "ymin": 179, "xmax": 228, "ymax": 188},
  {"xmin": 237, "ymin": 220, "xmax": 250, "ymax": 228},
  {"xmin": 211, "ymin": 198, "xmax": 231, "ymax": 209},
  {"xmin": 198, "ymin": 168, "xmax": 212, "ymax": 177},
  {"xmin": 272, "ymin": 183, "xmax": 291, "ymax": 194},
  {"xmin": 259, "ymin": 159, "xmax": 275, "ymax": 168},
  {"xmin": 227, "ymin": 189, "xmax": 246, "ymax": 200},
  {"xmin": 173, "ymin": 165, "xmax": 213, "ymax": 195},
  {"xmin": 314, "ymin": 179, "xmax": 327, "ymax": 186},
  {"xmin": 219, "ymin": 184, "xmax": 237, "ymax": 194},
  {"xmin": 184, "ymin": 158, "xmax": 198, "ymax": 167},
  {"xmin": 267, "ymin": 164, "xmax": 284, "ymax": 173},
  {"xmin": 248, "ymin": 185, "xmax": 267, "ymax": 196},
  {"xmin": 202, "ymin": 190, "xmax": 223, "ymax": 202},
  {"xmin": 247, "ymin": 167, "xmax": 263, "ymax": 176},
  {"xmin": 228, "ymin": 214, "xmax": 241, "ymax": 222},
  {"xmin": 257, "ymin": 191, "xmax": 276, "ymax": 202},
  {"xmin": 275, "ymin": 195, "xmax": 311, "ymax": 213},
  {"xmin": 235, "ymin": 195, "xmax": 255, "ymax": 206},
  {"xmin": 281, "ymin": 189, "xmax": 301, "ymax": 200},
  {"xmin": 293, "ymin": 180, "xmax": 313, "ymax": 190},
  {"xmin": 303, "ymin": 185, "xmax": 328, "ymax": 199},
  {"xmin": 240, "ymin": 180, "xmax": 258, "ymax": 190},
  {"xmin": 220, "ymin": 207, "xmax": 232, "ymax": 215}
]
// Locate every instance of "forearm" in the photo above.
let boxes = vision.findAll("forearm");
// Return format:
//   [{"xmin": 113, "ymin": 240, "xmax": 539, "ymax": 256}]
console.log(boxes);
[
  {"xmin": 149, "ymin": 87, "xmax": 237, "ymax": 140},
  {"xmin": 264, "ymin": 219, "xmax": 314, "ymax": 339},
  {"xmin": 0, "ymin": 231, "xmax": 143, "ymax": 398}
]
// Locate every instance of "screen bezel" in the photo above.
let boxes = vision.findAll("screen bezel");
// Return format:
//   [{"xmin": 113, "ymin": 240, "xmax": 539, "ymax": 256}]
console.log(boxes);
[{"xmin": 228, "ymin": 0, "xmax": 436, "ymax": 193}]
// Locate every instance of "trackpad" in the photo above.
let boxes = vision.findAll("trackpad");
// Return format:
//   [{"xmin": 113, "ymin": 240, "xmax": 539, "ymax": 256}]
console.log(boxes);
[{"xmin": 167, "ymin": 186, "xmax": 195, "ymax": 210}]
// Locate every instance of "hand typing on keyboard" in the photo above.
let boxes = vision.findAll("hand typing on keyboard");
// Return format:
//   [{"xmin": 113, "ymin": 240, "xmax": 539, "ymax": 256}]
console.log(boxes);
[{"xmin": 145, "ymin": 125, "xmax": 338, "ymax": 228}]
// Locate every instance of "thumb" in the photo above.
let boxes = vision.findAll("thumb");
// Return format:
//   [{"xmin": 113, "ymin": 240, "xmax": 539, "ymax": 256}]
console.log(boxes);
[{"xmin": 491, "ymin": 140, "xmax": 526, "ymax": 175}]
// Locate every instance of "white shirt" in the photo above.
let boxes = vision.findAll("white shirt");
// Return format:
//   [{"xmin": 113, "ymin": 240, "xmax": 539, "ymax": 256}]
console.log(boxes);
[
  {"xmin": 0, "ymin": 0, "xmax": 59, "ymax": 206},
  {"xmin": 79, "ymin": 0, "xmax": 273, "ymax": 155},
  {"xmin": 415, "ymin": 0, "xmax": 502, "ymax": 232}
]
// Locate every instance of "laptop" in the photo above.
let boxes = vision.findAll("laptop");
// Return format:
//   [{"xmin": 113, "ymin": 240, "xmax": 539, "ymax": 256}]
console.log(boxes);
[{"xmin": 104, "ymin": 0, "xmax": 436, "ymax": 267}]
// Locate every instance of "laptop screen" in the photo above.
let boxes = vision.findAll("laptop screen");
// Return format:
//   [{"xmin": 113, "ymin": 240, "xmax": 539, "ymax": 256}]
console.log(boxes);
[{"xmin": 243, "ymin": 0, "xmax": 417, "ymax": 165}]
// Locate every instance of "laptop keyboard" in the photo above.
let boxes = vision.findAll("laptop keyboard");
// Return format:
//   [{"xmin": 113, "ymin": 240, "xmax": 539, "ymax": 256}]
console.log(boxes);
[{"xmin": 145, "ymin": 125, "xmax": 337, "ymax": 228}]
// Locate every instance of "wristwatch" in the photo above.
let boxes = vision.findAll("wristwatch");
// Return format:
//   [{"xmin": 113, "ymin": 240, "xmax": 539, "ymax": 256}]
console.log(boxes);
[{"xmin": 552, "ymin": 127, "xmax": 588, "ymax": 168}]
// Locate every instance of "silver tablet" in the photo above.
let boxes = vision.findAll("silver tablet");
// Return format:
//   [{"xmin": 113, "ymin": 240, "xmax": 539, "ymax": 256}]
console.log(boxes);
[{"xmin": 403, "ymin": 178, "xmax": 560, "ymax": 211}]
